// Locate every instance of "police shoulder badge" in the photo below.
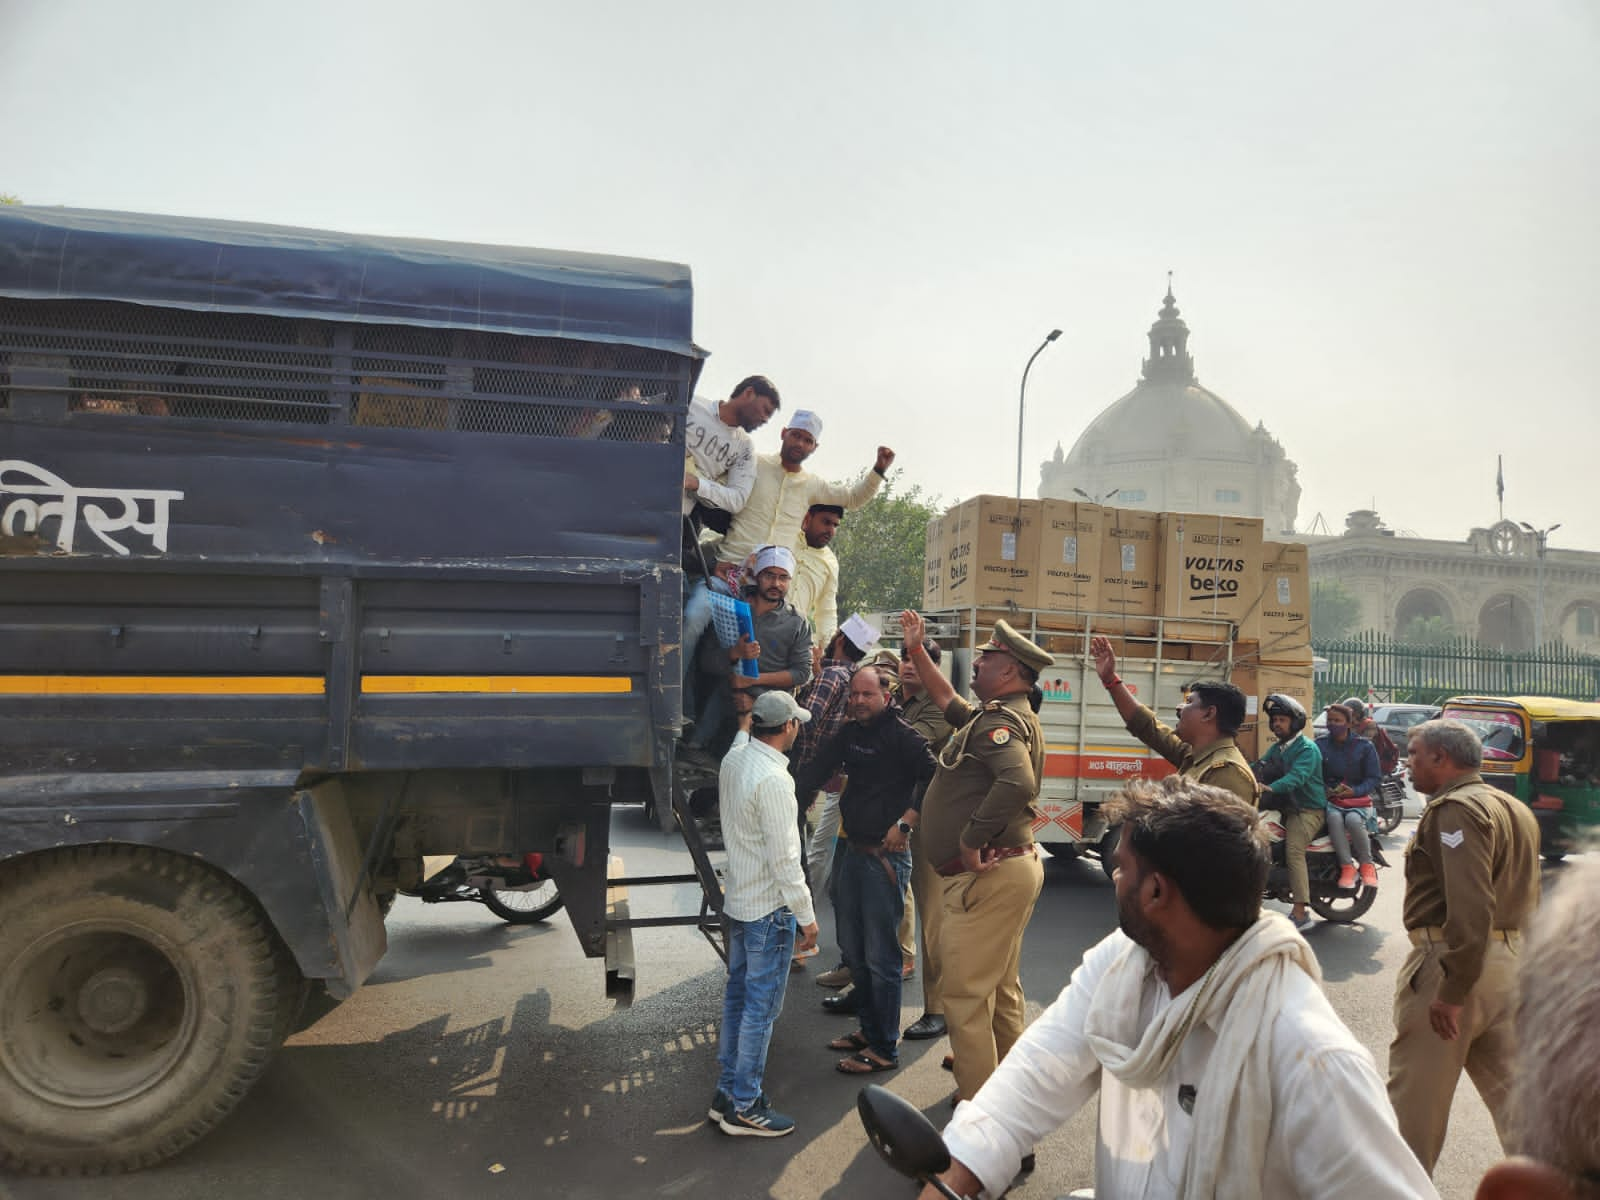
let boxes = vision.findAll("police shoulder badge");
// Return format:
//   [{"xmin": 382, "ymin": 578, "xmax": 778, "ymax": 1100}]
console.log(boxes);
[{"xmin": 990, "ymin": 728, "xmax": 1011, "ymax": 745}]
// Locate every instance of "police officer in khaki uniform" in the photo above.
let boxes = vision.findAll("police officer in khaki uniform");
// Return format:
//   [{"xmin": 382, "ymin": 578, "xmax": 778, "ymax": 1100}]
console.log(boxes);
[
  {"xmin": 1388, "ymin": 718, "xmax": 1541, "ymax": 1176},
  {"xmin": 900, "ymin": 611, "xmax": 1050, "ymax": 1103},
  {"xmin": 1089, "ymin": 635, "xmax": 1257, "ymax": 805}
]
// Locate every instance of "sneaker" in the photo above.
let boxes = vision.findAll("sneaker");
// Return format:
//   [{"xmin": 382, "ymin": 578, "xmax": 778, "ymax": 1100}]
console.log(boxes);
[
  {"xmin": 1337, "ymin": 863, "xmax": 1357, "ymax": 891},
  {"xmin": 1293, "ymin": 914, "xmax": 1316, "ymax": 933},
  {"xmin": 721, "ymin": 1100, "xmax": 796, "ymax": 1138},
  {"xmin": 792, "ymin": 944, "xmax": 820, "ymax": 961},
  {"xmin": 707, "ymin": 1090, "xmax": 731, "ymax": 1123},
  {"xmin": 1358, "ymin": 862, "xmax": 1379, "ymax": 888},
  {"xmin": 815, "ymin": 964, "xmax": 853, "ymax": 989},
  {"xmin": 709, "ymin": 1090, "xmax": 765, "ymax": 1123}
]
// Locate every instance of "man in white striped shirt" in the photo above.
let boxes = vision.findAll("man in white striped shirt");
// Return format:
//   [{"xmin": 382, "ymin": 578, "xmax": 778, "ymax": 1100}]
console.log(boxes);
[{"xmin": 712, "ymin": 690, "xmax": 820, "ymax": 1138}]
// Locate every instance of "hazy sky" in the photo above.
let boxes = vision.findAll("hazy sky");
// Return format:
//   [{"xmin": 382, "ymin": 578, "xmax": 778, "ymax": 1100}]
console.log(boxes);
[{"xmin": 4, "ymin": 1, "xmax": 1597, "ymax": 550}]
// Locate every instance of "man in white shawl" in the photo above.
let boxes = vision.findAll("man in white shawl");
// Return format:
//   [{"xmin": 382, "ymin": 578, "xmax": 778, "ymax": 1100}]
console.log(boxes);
[{"xmin": 920, "ymin": 776, "xmax": 1436, "ymax": 1200}]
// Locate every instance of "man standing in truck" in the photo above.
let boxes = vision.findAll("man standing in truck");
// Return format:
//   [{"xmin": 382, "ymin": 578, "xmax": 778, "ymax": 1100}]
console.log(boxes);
[
  {"xmin": 711, "ymin": 411, "xmax": 893, "ymax": 581},
  {"xmin": 1089, "ymin": 636, "xmax": 1257, "ymax": 806},
  {"xmin": 686, "ymin": 545, "xmax": 812, "ymax": 755},
  {"xmin": 788, "ymin": 502, "xmax": 843, "ymax": 654},
  {"xmin": 681, "ymin": 376, "xmax": 781, "ymax": 716}
]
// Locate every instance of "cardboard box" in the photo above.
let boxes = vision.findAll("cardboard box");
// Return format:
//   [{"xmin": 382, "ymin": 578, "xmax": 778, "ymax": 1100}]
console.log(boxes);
[
  {"xmin": 1156, "ymin": 512, "xmax": 1265, "ymax": 641},
  {"xmin": 1097, "ymin": 508, "xmax": 1160, "ymax": 635},
  {"xmin": 1232, "ymin": 661, "xmax": 1317, "ymax": 763},
  {"xmin": 1036, "ymin": 500, "xmax": 1104, "ymax": 616},
  {"xmin": 922, "ymin": 513, "xmax": 945, "ymax": 610},
  {"xmin": 1255, "ymin": 541, "xmax": 1312, "ymax": 663},
  {"xmin": 945, "ymin": 496, "xmax": 1041, "ymax": 610}
]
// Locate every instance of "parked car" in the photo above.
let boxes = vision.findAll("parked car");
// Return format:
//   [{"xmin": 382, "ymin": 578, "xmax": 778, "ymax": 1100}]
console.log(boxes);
[{"xmin": 1370, "ymin": 703, "xmax": 1443, "ymax": 747}]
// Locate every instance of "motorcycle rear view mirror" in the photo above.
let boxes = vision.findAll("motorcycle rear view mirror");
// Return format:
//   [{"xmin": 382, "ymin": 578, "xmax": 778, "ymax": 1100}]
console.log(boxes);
[{"xmin": 856, "ymin": 1085, "xmax": 963, "ymax": 1198}]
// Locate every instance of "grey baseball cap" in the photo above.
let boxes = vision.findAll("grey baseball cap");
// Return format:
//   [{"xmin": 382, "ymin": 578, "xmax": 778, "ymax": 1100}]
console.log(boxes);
[{"xmin": 751, "ymin": 690, "xmax": 812, "ymax": 729}]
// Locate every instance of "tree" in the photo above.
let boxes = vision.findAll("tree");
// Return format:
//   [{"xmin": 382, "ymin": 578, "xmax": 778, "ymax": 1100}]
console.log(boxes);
[
  {"xmin": 1311, "ymin": 580, "xmax": 1362, "ymax": 642},
  {"xmin": 0, "ymin": 194, "xmax": 20, "ymax": 205},
  {"xmin": 831, "ymin": 471, "xmax": 942, "ymax": 620},
  {"xmin": 1396, "ymin": 615, "xmax": 1454, "ymax": 647}
]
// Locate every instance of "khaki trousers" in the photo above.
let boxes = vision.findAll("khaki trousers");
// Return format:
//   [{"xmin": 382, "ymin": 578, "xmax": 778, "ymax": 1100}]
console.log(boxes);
[
  {"xmin": 910, "ymin": 832, "xmax": 944, "ymax": 1014},
  {"xmin": 1387, "ymin": 931, "xmax": 1520, "ymax": 1174},
  {"xmin": 1283, "ymin": 809, "xmax": 1324, "ymax": 905},
  {"xmin": 938, "ymin": 851, "xmax": 1045, "ymax": 1101}
]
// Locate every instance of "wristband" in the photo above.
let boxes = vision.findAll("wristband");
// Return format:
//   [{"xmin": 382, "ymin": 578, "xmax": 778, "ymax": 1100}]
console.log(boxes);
[{"xmin": 1108, "ymin": 675, "xmax": 1123, "ymax": 688}]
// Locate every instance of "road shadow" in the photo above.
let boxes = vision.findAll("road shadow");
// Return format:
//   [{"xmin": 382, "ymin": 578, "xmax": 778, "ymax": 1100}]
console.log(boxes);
[
  {"xmin": 1304, "ymin": 918, "xmax": 1389, "ymax": 983},
  {"xmin": 371, "ymin": 911, "xmax": 557, "ymax": 984}
]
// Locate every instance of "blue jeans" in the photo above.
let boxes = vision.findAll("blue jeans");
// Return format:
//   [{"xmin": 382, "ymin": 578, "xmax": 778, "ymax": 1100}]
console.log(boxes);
[
  {"xmin": 834, "ymin": 844, "xmax": 911, "ymax": 1060},
  {"xmin": 682, "ymin": 578, "xmax": 712, "ymax": 720},
  {"xmin": 717, "ymin": 907, "xmax": 797, "ymax": 1110}
]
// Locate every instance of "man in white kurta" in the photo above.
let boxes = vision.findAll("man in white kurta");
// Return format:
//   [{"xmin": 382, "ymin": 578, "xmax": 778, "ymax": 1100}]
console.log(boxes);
[{"xmin": 923, "ymin": 775, "xmax": 1437, "ymax": 1200}]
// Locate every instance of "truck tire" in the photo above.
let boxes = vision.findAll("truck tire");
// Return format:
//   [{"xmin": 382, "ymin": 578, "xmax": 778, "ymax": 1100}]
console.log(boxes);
[
  {"xmin": 478, "ymin": 878, "xmax": 564, "ymax": 924},
  {"xmin": 0, "ymin": 844, "xmax": 293, "ymax": 1174}
]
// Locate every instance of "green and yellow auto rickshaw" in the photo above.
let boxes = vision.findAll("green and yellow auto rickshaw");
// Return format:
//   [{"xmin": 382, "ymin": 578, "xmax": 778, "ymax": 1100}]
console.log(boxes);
[{"xmin": 1438, "ymin": 696, "xmax": 1600, "ymax": 862}]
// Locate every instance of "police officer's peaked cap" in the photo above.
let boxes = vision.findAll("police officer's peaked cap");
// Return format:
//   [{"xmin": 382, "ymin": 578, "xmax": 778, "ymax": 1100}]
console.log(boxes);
[{"xmin": 980, "ymin": 620, "xmax": 1054, "ymax": 674}]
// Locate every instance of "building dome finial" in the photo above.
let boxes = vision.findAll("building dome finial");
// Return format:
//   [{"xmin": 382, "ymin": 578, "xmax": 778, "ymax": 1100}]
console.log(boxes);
[{"xmin": 1144, "ymin": 275, "xmax": 1192, "ymax": 382}]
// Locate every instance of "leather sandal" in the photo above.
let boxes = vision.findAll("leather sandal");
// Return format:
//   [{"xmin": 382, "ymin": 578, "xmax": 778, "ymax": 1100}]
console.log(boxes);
[{"xmin": 836, "ymin": 1050, "xmax": 897, "ymax": 1074}]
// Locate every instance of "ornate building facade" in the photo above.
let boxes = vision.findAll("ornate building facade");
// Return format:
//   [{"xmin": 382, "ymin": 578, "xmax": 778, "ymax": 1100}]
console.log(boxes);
[
  {"xmin": 1038, "ymin": 288, "xmax": 1301, "ymax": 536},
  {"xmin": 1306, "ymin": 510, "xmax": 1600, "ymax": 655},
  {"xmin": 1040, "ymin": 288, "xmax": 1600, "ymax": 658}
]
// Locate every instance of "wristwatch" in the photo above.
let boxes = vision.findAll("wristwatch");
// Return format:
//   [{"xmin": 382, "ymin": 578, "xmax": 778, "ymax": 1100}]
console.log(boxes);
[{"xmin": 896, "ymin": 820, "xmax": 914, "ymax": 835}]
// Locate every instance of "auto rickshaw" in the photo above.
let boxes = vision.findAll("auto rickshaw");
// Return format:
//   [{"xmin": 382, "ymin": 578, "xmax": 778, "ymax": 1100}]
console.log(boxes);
[{"xmin": 1437, "ymin": 695, "xmax": 1600, "ymax": 862}]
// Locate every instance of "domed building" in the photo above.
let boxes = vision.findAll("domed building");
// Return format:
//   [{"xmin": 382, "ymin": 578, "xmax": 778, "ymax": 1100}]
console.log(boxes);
[{"xmin": 1039, "ymin": 287, "xmax": 1301, "ymax": 536}]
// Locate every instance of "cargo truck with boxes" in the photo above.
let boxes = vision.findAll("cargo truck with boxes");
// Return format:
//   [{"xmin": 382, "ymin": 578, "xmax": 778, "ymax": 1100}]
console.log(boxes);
[{"xmin": 918, "ymin": 496, "xmax": 1315, "ymax": 873}]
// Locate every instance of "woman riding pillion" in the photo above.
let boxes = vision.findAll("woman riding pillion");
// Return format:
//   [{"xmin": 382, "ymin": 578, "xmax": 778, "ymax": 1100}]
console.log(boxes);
[
  {"xmin": 1251, "ymin": 694, "xmax": 1326, "ymax": 932},
  {"xmin": 1343, "ymin": 696, "xmax": 1400, "ymax": 776},
  {"xmin": 1318, "ymin": 702, "xmax": 1382, "ymax": 891}
]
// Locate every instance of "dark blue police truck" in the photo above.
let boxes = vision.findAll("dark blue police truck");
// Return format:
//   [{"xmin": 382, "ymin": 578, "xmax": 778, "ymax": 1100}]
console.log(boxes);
[{"xmin": 0, "ymin": 207, "xmax": 699, "ymax": 1172}]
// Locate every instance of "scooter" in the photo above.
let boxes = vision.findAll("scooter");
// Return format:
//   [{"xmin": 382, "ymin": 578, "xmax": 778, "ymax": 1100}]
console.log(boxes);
[
  {"xmin": 858, "ymin": 1086, "xmax": 1095, "ymax": 1200},
  {"xmin": 403, "ymin": 853, "xmax": 564, "ymax": 924},
  {"xmin": 1374, "ymin": 769, "xmax": 1407, "ymax": 834},
  {"xmin": 858, "ymin": 1084, "xmax": 967, "ymax": 1199},
  {"xmin": 1259, "ymin": 811, "xmax": 1388, "ymax": 922}
]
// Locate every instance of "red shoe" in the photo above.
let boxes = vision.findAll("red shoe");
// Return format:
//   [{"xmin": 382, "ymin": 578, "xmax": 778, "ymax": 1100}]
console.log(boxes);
[
  {"xmin": 1358, "ymin": 862, "xmax": 1379, "ymax": 888},
  {"xmin": 1337, "ymin": 863, "xmax": 1357, "ymax": 891}
]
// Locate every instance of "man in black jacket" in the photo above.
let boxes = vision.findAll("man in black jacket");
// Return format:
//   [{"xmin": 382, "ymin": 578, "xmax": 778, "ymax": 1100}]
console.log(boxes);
[{"xmin": 795, "ymin": 664, "xmax": 936, "ymax": 1074}]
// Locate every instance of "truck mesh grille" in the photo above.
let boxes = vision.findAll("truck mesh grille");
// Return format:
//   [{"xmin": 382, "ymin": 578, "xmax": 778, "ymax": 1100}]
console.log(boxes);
[{"xmin": 0, "ymin": 299, "xmax": 687, "ymax": 439}]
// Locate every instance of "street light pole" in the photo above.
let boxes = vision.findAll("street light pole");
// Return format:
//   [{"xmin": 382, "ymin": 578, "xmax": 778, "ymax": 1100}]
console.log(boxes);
[
  {"xmin": 1520, "ymin": 521, "xmax": 1561, "ymax": 650},
  {"xmin": 1016, "ymin": 329, "xmax": 1062, "ymax": 511}
]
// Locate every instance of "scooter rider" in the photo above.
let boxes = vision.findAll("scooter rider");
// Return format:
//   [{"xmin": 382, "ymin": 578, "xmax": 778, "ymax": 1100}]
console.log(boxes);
[
  {"xmin": 1252, "ymin": 694, "xmax": 1326, "ymax": 933},
  {"xmin": 1319, "ymin": 702, "xmax": 1382, "ymax": 892},
  {"xmin": 1344, "ymin": 697, "xmax": 1401, "ymax": 776}
]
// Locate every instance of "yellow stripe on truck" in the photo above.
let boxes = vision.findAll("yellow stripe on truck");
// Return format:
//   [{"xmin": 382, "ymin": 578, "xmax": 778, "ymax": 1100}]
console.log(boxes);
[
  {"xmin": 0, "ymin": 675, "xmax": 326, "ymax": 695},
  {"xmin": 360, "ymin": 675, "xmax": 632, "ymax": 695},
  {"xmin": 0, "ymin": 674, "xmax": 632, "ymax": 697}
]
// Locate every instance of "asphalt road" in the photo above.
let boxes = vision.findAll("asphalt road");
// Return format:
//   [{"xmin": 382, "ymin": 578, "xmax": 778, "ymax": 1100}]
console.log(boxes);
[{"xmin": 0, "ymin": 811, "xmax": 1525, "ymax": 1200}]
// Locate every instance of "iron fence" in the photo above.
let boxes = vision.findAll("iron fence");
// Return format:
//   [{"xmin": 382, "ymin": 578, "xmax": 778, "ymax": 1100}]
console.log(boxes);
[{"xmin": 1313, "ymin": 631, "xmax": 1600, "ymax": 708}]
